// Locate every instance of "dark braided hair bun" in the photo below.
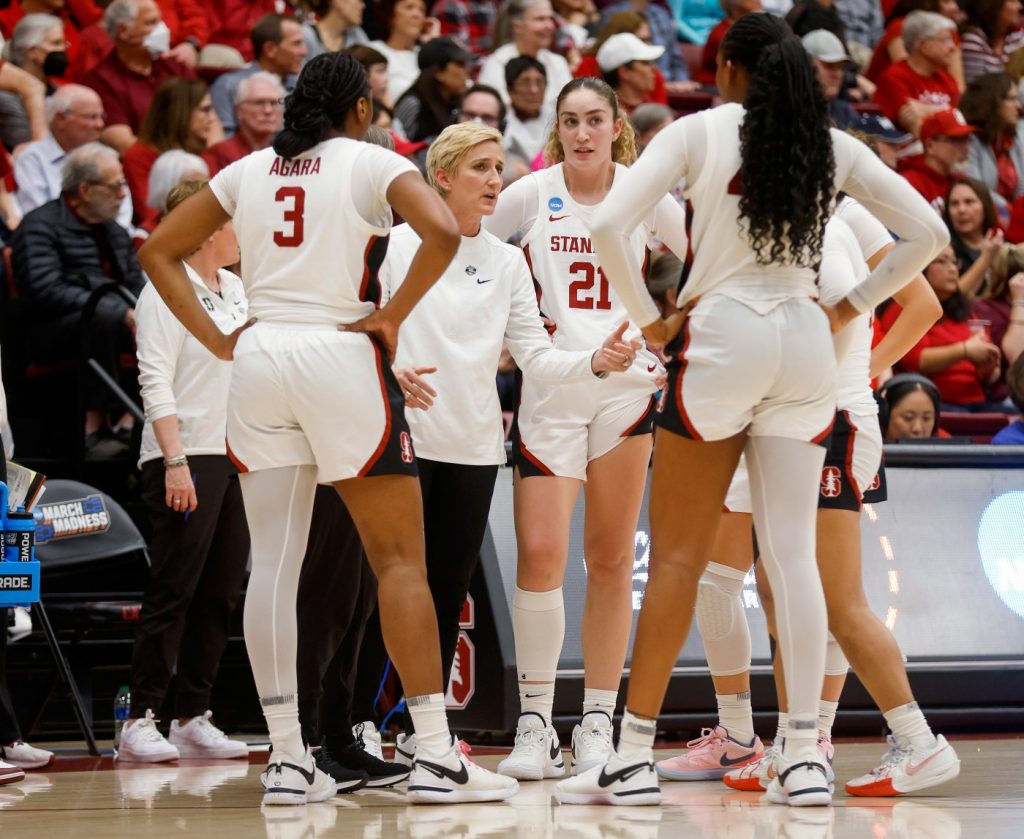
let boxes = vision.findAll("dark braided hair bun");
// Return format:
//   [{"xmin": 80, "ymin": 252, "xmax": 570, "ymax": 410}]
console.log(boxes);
[
  {"xmin": 274, "ymin": 52, "xmax": 370, "ymax": 159},
  {"xmin": 721, "ymin": 13, "xmax": 836, "ymax": 267}
]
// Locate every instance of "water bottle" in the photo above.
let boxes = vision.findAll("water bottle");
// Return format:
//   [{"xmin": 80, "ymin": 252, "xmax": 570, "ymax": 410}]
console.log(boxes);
[
  {"xmin": 3, "ymin": 508, "xmax": 35, "ymax": 562},
  {"xmin": 114, "ymin": 686, "xmax": 131, "ymax": 746}
]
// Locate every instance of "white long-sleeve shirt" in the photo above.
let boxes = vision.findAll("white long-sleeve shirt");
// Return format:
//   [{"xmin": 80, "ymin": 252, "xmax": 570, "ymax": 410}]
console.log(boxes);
[
  {"xmin": 381, "ymin": 223, "xmax": 598, "ymax": 465},
  {"xmin": 135, "ymin": 263, "xmax": 248, "ymax": 466},
  {"xmin": 590, "ymin": 103, "xmax": 949, "ymax": 327}
]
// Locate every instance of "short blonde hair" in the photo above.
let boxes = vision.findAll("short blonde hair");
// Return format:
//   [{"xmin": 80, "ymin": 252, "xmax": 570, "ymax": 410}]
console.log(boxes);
[
  {"xmin": 426, "ymin": 122, "xmax": 503, "ymax": 196},
  {"xmin": 165, "ymin": 179, "xmax": 209, "ymax": 213},
  {"xmin": 544, "ymin": 77, "xmax": 638, "ymax": 167}
]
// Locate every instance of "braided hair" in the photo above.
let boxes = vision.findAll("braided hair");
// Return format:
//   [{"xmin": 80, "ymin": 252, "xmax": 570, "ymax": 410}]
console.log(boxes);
[
  {"xmin": 720, "ymin": 13, "xmax": 835, "ymax": 267},
  {"xmin": 273, "ymin": 52, "xmax": 370, "ymax": 159}
]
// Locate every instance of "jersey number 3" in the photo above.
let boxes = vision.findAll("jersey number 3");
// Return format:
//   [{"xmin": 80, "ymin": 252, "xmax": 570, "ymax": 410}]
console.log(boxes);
[
  {"xmin": 568, "ymin": 262, "xmax": 612, "ymax": 310},
  {"xmin": 274, "ymin": 186, "xmax": 305, "ymax": 247}
]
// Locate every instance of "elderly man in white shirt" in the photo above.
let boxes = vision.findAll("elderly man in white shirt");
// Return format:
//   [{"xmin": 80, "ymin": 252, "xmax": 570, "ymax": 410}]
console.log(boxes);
[{"xmin": 14, "ymin": 84, "xmax": 134, "ymax": 231}]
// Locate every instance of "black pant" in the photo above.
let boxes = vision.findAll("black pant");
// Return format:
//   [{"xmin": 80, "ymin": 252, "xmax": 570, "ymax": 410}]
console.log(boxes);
[
  {"xmin": 129, "ymin": 455, "xmax": 249, "ymax": 718},
  {"xmin": 296, "ymin": 486, "xmax": 376, "ymax": 747}
]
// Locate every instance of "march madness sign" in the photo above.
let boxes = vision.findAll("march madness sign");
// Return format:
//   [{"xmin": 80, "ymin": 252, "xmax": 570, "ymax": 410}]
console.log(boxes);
[{"xmin": 35, "ymin": 495, "xmax": 111, "ymax": 542}]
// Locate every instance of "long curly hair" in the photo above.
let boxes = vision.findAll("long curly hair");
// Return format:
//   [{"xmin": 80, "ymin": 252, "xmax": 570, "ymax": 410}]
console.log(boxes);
[
  {"xmin": 721, "ymin": 13, "xmax": 835, "ymax": 267},
  {"xmin": 273, "ymin": 53, "xmax": 370, "ymax": 159},
  {"xmin": 544, "ymin": 77, "xmax": 638, "ymax": 166}
]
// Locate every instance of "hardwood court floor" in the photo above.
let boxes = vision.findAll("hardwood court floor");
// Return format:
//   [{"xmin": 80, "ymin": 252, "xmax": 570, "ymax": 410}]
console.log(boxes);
[{"xmin": 0, "ymin": 738, "xmax": 1020, "ymax": 838}]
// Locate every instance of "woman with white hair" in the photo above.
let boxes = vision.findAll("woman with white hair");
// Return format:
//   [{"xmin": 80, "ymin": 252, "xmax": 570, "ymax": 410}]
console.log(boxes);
[{"xmin": 0, "ymin": 13, "xmax": 66, "ymax": 148}]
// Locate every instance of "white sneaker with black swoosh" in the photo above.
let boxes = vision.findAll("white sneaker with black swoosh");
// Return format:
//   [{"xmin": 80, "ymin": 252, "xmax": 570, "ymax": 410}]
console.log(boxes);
[
  {"xmin": 554, "ymin": 750, "xmax": 661, "ymax": 806},
  {"xmin": 260, "ymin": 748, "xmax": 338, "ymax": 806},
  {"xmin": 407, "ymin": 744, "xmax": 519, "ymax": 804},
  {"xmin": 764, "ymin": 752, "xmax": 833, "ymax": 807},
  {"xmin": 571, "ymin": 711, "xmax": 614, "ymax": 776},
  {"xmin": 496, "ymin": 712, "xmax": 565, "ymax": 780}
]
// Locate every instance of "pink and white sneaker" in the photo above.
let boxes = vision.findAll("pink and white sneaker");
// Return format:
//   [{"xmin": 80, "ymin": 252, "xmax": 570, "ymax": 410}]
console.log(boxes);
[
  {"xmin": 845, "ymin": 734, "xmax": 960, "ymax": 797},
  {"xmin": 656, "ymin": 726, "xmax": 763, "ymax": 781}
]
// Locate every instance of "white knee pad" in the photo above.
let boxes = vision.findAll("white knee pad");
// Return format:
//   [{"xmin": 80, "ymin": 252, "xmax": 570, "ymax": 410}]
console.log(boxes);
[
  {"xmin": 824, "ymin": 632, "xmax": 849, "ymax": 676},
  {"xmin": 696, "ymin": 562, "xmax": 751, "ymax": 677}
]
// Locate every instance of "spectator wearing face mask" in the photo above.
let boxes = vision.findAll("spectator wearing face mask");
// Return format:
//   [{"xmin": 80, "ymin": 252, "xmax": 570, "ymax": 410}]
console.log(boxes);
[
  {"xmin": 899, "ymin": 109, "xmax": 978, "ymax": 212},
  {"xmin": 0, "ymin": 14, "xmax": 70, "ymax": 149},
  {"xmin": 81, "ymin": 0, "xmax": 196, "ymax": 154}
]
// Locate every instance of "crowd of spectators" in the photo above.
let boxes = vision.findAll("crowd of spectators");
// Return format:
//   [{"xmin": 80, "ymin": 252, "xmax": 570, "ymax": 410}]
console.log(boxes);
[{"xmin": 0, "ymin": 0, "xmax": 1020, "ymax": 460}]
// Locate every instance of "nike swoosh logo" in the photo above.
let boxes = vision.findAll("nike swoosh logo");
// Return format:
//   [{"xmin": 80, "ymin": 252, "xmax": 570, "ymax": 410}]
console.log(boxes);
[
  {"xmin": 524, "ymin": 693, "xmax": 547, "ymax": 698},
  {"xmin": 477, "ymin": 278, "xmax": 495, "ymax": 284},
  {"xmin": 549, "ymin": 214, "xmax": 570, "ymax": 222},
  {"xmin": 415, "ymin": 758, "xmax": 469, "ymax": 784},
  {"xmin": 272, "ymin": 760, "xmax": 316, "ymax": 785},
  {"xmin": 906, "ymin": 745, "xmax": 948, "ymax": 776},
  {"xmin": 597, "ymin": 762, "xmax": 650, "ymax": 788},
  {"xmin": 550, "ymin": 740, "xmax": 560, "ymax": 760},
  {"xmin": 720, "ymin": 751, "xmax": 757, "ymax": 767},
  {"xmin": 647, "ymin": 363, "xmax": 657, "ymax": 373}
]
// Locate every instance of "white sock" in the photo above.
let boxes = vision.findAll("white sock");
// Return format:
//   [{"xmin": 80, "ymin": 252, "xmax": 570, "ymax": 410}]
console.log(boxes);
[
  {"xmin": 884, "ymin": 701, "xmax": 937, "ymax": 750},
  {"xmin": 697, "ymin": 562, "xmax": 752, "ymax": 677},
  {"xmin": 783, "ymin": 715, "xmax": 819, "ymax": 761},
  {"xmin": 407, "ymin": 693, "xmax": 453, "ymax": 760},
  {"xmin": 775, "ymin": 712, "xmax": 788, "ymax": 746},
  {"xmin": 616, "ymin": 710, "xmax": 656, "ymax": 760},
  {"xmin": 818, "ymin": 699, "xmax": 839, "ymax": 740},
  {"xmin": 716, "ymin": 691, "xmax": 755, "ymax": 745},
  {"xmin": 512, "ymin": 586, "xmax": 564, "ymax": 725},
  {"xmin": 238, "ymin": 466, "xmax": 316, "ymax": 760},
  {"xmin": 262, "ymin": 694, "xmax": 305, "ymax": 757},
  {"xmin": 824, "ymin": 632, "xmax": 848, "ymax": 676},
  {"xmin": 583, "ymin": 688, "xmax": 617, "ymax": 719}
]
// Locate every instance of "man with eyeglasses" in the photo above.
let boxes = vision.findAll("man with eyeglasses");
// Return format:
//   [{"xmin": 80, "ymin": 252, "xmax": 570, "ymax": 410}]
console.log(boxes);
[
  {"xmin": 456, "ymin": 84, "xmax": 506, "ymax": 130},
  {"xmin": 203, "ymin": 72, "xmax": 285, "ymax": 175},
  {"xmin": 899, "ymin": 109, "xmax": 978, "ymax": 214},
  {"xmin": 13, "ymin": 142, "xmax": 145, "ymax": 459},
  {"xmin": 14, "ymin": 84, "xmax": 135, "ymax": 232},
  {"xmin": 210, "ymin": 13, "xmax": 306, "ymax": 137}
]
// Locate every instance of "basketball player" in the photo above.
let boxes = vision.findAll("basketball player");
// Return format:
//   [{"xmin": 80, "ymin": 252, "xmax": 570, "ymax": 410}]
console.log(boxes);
[
  {"xmin": 482, "ymin": 77, "xmax": 689, "ymax": 781},
  {"xmin": 138, "ymin": 53, "xmax": 518, "ymax": 806},
  {"xmin": 554, "ymin": 14, "xmax": 949, "ymax": 807},
  {"xmin": 380, "ymin": 122, "xmax": 644, "ymax": 763}
]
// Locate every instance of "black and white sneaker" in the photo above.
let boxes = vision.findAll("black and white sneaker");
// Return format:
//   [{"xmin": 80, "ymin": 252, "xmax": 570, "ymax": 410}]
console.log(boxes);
[
  {"xmin": 765, "ymin": 752, "xmax": 833, "ymax": 807},
  {"xmin": 352, "ymin": 721, "xmax": 385, "ymax": 760},
  {"xmin": 335, "ymin": 742, "xmax": 410, "ymax": 788},
  {"xmin": 555, "ymin": 750, "xmax": 661, "ymax": 806},
  {"xmin": 312, "ymin": 744, "xmax": 368, "ymax": 793},
  {"xmin": 394, "ymin": 732, "xmax": 416, "ymax": 768},
  {"xmin": 496, "ymin": 712, "xmax": 565, "ymax": 780},
  {"xmin": 407, "ymin": 743, "xmax": 519, "ymax": 804},
  {"xmin": 260, "ymin": 747, "xmax": 339, "ymax": 805}
]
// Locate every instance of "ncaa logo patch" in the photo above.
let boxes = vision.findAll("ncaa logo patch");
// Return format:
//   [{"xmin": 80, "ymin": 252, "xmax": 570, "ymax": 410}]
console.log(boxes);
[
  {"xmin": 548, "ymin": 197, "xmax": 564, "ymax": 212},
  {"xmin": 400, "ymin": 431, "xmax": 414, "ymax": 464},
  {"xmin": 820, "ymin": 466, "xmax": 842, "ymax": 498}
]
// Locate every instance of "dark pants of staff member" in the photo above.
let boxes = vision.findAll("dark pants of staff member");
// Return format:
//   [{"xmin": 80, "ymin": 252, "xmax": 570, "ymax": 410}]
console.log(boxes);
[
  {"xmin": 296, "ymin": 486, "xmax": 377, "ymax": 749},
  {"xmin": 400, "ymin": 458, "xmax": 499, "ymax": 733},
  {"xmin": 130, "ymin": 456, "xmax": 250, "ymax": 718}
]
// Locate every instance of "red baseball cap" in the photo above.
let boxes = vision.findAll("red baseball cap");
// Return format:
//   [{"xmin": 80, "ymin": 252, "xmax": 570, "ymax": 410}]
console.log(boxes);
[{"xmin": 920, "ymin": 109, "xmax": 978, "ymax": 142}]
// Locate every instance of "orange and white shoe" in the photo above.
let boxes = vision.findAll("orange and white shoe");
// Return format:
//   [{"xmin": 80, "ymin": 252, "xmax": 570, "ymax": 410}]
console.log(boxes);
[
  {"xmin": 723, "ymin": 744, "xmax": 777, "ymax": 792},
  {"xmin": 845, "ymin": 734, "xmax": 960, "ymax": 797}
]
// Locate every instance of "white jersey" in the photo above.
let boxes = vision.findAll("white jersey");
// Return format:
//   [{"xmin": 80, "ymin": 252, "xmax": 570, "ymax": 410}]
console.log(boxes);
[
  {"xmin": 381, "ymin": 224, "xmax": 595, "ymax": 466},
  {"xmin": 590, "ymin": 102, "xmax": 948, "ymax": 328},
  {"xmin": 208, "ymin": 137, "xmax": 417, "ymax": 325},
  {"xmin": 484, "ymin": 162, "xmax": 688, "ymax": 352}
]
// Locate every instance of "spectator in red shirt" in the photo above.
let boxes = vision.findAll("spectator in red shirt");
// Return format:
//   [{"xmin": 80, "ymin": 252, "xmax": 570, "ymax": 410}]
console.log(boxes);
[
  {"xmin": 881, "ymin": 243, "xmax": 1004, "ymax": 409},
  {"xmin": 207, "ymin": 0, "xmax": 279, "ymax": 63},
  {"xmin": 574, "ymin": 12, "xmax": 668, "ymax": 106},
  {"xmin": 596, "ymin": 32, "xmax": 662, "ymax": 114},
  {"xmin": 431, "ymin": 0, "xmax": 496, "ymax": 62},
  {"xmin": 974, "ymin": 242, "xmax": 1024, "ymax": 401},
  {"xmin": 81, "ymin": 0, "xmax": 195, "ymax": 153},
  {"xmin": 875, "ymin": 10, "xmax": 960, "ymax": 136},
  {"xmin": 696, "ymin": 0, "xmax": 761, "ymax": 86},
  {"xmin": 202, "ymin": 72, "xmax": 284, "ymax": 175},
  {"xmin": 899, "ymin": 109, "xmax": 977, "ymax": 212},
  {"xmin": 867, "ymin": 0, "xmax": 963, "ymax": 88}
]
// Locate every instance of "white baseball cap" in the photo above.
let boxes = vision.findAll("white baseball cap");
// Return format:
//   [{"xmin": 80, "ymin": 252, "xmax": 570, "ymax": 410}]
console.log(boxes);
[
  {"xmin": 596, "ymin": 33, "xmax": 665, "ymax": 73},
  {"xmin": 802, "ymin": 29, "xmax": 849, "ymax": 63}
]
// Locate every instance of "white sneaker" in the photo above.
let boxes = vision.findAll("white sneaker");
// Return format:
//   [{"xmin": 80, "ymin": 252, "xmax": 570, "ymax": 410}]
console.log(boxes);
[
  {"xmin": 555, "ymin": 749, "xmax": 661, "ymax": 806},
  {"xmin": 407, "ymin": 743, "xmax": 519, "ymax": 804},
  {"xmin": 845, "ymin": 734, "xmax": 960, "ymax": 797},
  {"xmin": 2, "ymin": 740, "xmax": 54, "ymax": 769},
  {"xmin": 260, "ymin": 747, "xmax": 337, "ymax": 806},
  {"xmin": 352, "ymin": 721, "xmax": 384, "ymax": 760},
  {"xmin": 571, "ymin": 711, "xmax": 613, "ymax": 776},
  {"xmin": 0, "ymin": 759, "xmax": 24, "ymax": 785},
  {"xmin": 116, "ymin": 710, "xmax": 180, "ymax": 763},
  {"xmin": 395, "ymin": 732, "xmax": 416, "ymax": 767},
  {"xmin": 765, "ymin": 749, "xmax": 833, "ymax": 807},
  {"xmin": 496, "ymin": 712, "xmax": 565, "ymax": 780},
  {"xmin": 169, "ymin": 711, "xmax": 248, "ymax": 759},
  {"xmin": 723, "ymin": 744, "xmax": 778, "ymax": 792}
]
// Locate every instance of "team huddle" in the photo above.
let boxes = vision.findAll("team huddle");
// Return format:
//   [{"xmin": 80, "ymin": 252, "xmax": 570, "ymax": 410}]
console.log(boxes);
[{"xmin": 138, "ymin": 12, "xmax": 961, "ymax": 811}]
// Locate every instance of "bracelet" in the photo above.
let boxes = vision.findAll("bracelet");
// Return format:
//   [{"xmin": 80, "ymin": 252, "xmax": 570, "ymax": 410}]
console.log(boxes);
[{"xmin": 164, "ymin": 455, "xmax": 188, "ymax": 468}]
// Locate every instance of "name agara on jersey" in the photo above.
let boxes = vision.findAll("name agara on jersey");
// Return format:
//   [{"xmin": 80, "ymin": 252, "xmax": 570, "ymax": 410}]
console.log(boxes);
[{"xmin": 268, "ymin": 157, "xmax": 323, "ymax": 177}]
